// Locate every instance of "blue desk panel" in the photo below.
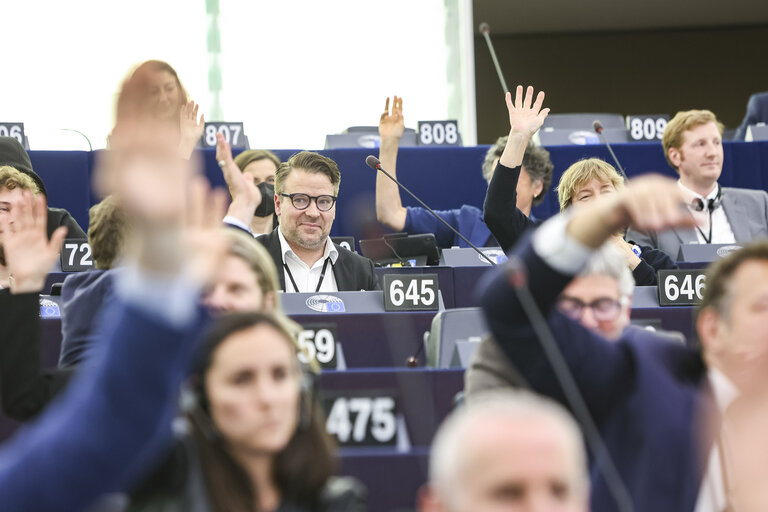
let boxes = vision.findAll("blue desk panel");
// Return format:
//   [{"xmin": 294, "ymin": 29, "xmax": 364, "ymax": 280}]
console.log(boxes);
[{"xmin": 31, "ymin": 141, "xmax": 768, "ymax": 239}]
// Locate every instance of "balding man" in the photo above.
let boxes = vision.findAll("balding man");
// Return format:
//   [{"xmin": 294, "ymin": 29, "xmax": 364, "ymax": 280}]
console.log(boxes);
[{"xmin": 420, "ymin": 390, "xmax": 588, "ymax": 512}]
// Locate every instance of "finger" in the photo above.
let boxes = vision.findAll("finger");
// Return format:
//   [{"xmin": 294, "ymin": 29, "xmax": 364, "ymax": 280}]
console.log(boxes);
[
  {"xmin": 515, "ymin": 85, "xmax": 524, "ymax": 109},
  {"xmin": 395, "ymin": 96, "xmax": 402, "ymax": 114},
  {"xmin": 206, "ymin": 187, "xmax": 229, "ymax": 228},
  {"xmin": 192, "ymin": 102, "xmax": 199, "ymax": 119},
  {"xmin": 15, "ymin": 191, "xmax": 33, "ymax": 233},
  {"xmin": 384, "ymin": 97, "xmax": 390, "ymax": 114},
  {"xmin": 199, "ymin": 113, "xmax": 205, "ymax": 126},
  {"xmin": 523, "ymin": 86, "xmax": 534, "ymax": 110},
  {"xmin": 187, "ymin": 175, "xmax": 207, "ymax": 229},
  {"xmin": 505, "ymin": 91, "xmax": 513, "ymax": 112},
  {"xmin": 48, "ymin": 226, "xmax": 68, "ymax": 255},
  {"xmin": 32, "ymin": 193, "xmax": 47, "ymax": 231},
  {"xmin": 532, "ymin": 90, "xmax": 545, "ymax": 113},
  {"xmin": 538, "ymin": 107, "xmax": 551, "ymax": 122}
]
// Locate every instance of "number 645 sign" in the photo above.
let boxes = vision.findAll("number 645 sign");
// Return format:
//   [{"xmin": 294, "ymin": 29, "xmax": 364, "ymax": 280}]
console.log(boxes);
[{"xmin": 382, "ymin": 274, "xmax": 439, "ymax": 312}]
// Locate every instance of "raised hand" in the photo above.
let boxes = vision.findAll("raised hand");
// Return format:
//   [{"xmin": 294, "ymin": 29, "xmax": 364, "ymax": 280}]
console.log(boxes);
[
  {"xmin": 179, "ymin": 100, "xmax": 205, "ymax": 159},
  {"xmin": 0, "ymin": 192, "xmax": 67, "ymax": 293},
  {"xmin": 379, "ymin": 96, "xmax": 405, "ymax": 141},
  {"xmin": 506, "ymin": 85, "xmax": 550, "ymax": 137},
  {"xmin": 216, "ymin": 132, "xmax": 261, "ymax": 227}
]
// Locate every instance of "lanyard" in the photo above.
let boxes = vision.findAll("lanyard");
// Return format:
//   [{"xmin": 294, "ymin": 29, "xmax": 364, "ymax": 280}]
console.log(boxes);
[
  {"xmin": 695, "ymin": 209, "xmax": 714, "ymax": 244},
  {"xmin": 283, "ymin": 257, "xmax": 331, "ymax": 293}
]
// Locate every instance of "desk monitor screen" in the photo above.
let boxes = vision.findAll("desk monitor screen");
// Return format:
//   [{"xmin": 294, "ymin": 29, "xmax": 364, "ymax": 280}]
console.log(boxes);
[{"xmin": 360, "ymin": 233, "xmax": 440, "ymax": 267}]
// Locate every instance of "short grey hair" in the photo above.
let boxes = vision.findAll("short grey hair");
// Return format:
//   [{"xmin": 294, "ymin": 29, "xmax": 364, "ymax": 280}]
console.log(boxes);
[
  {"xmin": 581, "ymin": 243, "xmax": 635, "ymax": 298},
  {"xmin": 481, "ymin": 137, "xmax": 554, "ymax": 206},
  {"xmin": 429, "ymin": 390, "xmax": 588, "ymax": 501}
]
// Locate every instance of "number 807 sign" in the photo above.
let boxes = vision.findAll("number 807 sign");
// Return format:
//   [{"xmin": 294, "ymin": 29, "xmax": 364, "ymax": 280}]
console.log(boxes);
[{"xmin": 657, "ymin": 270, "xmax": 706, "ymax": 306}]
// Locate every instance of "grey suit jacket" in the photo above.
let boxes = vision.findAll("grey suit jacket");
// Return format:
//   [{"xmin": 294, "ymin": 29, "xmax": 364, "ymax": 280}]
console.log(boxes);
[{"xmin": 626, "ymin": 186, "xmax": 768, "ymax": 260}]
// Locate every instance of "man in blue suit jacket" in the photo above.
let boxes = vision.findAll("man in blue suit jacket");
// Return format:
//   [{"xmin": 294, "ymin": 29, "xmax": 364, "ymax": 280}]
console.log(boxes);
[{"xmin": 480, "ymin": 174, "xmax": 768, "ymax": 511}]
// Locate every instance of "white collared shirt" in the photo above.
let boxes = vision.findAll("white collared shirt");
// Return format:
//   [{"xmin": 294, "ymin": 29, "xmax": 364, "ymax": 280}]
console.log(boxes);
[
  {"xmin": 694, "ymin": 369, "xmax": 740, "ymax": 512},
  {"xmin": 678, "ymin": 181, "xmax": 736, "ymax": 245},
  {"xmin": 277, "ymin": 229, "xmax": 339, "ymax": 293}
]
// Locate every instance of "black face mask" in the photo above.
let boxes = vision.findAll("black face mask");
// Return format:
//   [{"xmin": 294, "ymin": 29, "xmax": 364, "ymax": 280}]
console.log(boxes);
[{"xmin": 255, "ymin": 182, "xmax": 275, "ymax": 217}]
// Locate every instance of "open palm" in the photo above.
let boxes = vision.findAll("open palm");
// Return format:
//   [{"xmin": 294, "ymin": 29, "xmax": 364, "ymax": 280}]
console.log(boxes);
[{"xmin": 506, "ymin": 85, "xmax": 550, "ymax": 137}]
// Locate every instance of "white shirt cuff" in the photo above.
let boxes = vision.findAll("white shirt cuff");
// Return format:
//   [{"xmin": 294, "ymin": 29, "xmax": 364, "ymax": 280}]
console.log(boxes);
[
  {"xmin": 114, "ymin": 266, "xmax": 201, "ymax": 328},
  {"xmin": 532, "ymin": 212, "xmax": 595, "ymax": 276},
  {"xmin": 223, "ymin": 215, "xmax": 253, "ymax": 236}
]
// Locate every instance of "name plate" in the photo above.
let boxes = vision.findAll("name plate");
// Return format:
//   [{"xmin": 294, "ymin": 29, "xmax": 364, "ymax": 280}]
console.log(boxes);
[
  {"xmin": 626, "ymin": 115, "xmax": 668, "ymax": 141},
  {"xmin": 323, "ymin": 392, "xmax": 403, "ymax": 447},
  {"xmin": 417, "ymin": 120, "xmax": 461, "ymax": 146},
  {"xmin": 440, "ymin": 247, "xmax": 507, "ymax": 267},
  {"xmin": 201, "ymin": 121, "xmax": 246, "ymax": 148},
  {"xmin": 677, "ymin": 243, "xmax": 743, "ymax": 263},
  {"xmin": 60, "ymin": 239, "xmax": 94, "ymax": 272},
  {"xmin": 297, "ymin": 323, "xmax": 338, "ymax": 370},
  {"xmin": 382, "ymin": 274, "xmax": 439, "ymax": 312},
  {"xmin": 0, "ymin": 122, "xmax": 25, "ymax": 147},
  {"xmin": 39, "ymin": 296, "xmax": 62, "ymax": 318},
  {"xmin": 658, "ymin": 269, "xmax": 706, "ymax": 306}
]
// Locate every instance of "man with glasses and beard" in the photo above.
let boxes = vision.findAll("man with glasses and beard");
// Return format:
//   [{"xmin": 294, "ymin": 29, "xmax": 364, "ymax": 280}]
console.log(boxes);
[{"xmin": 254, "ymin": 151, "xmax": 379, "ymax": 292}]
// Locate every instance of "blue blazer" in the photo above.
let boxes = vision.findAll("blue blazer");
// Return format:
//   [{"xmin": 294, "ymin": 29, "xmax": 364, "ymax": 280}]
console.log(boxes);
[
  {"xmin": 0, "ymin": 293, "xmax": 208, "ymax": 511},
  {"xmin": 479, "ymin": 239, "xmax": 714, "ymax": 512}
]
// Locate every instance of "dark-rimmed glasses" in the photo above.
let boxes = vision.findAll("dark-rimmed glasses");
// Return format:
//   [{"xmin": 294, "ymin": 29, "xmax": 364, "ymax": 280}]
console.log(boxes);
[
  {"xmin": 279, "ymin": 193, "xmax": 337, "ymax": 212},
  {"xmin": 556, "ymin": 296, "xmax": 624, "ymax": 322}
]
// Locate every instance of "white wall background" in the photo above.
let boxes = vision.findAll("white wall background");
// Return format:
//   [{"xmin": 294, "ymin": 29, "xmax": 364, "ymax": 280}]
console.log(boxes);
[{"xmin": 3, "ymin": 0, "xmax": 475, "ymax": 150}]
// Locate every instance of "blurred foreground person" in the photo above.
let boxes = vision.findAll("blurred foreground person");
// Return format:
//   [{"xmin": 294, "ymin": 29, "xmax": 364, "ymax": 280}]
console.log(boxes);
[
  {"xmin": 0, "ymin": 58, "xmax": 229, "ymax": 511},
  {"xmin": 420, "ymin": 390, "xmax": 588, "ymax": 512}
]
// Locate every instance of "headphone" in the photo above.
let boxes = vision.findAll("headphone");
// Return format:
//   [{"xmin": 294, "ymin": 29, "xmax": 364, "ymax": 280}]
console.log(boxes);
[
  {"xmin": 182, "ymin": 353, "xmax": 317, "ymax": 442},
  {"xmin": 690, "ymin": 184, "xmax": 724, "ymax": 213}
]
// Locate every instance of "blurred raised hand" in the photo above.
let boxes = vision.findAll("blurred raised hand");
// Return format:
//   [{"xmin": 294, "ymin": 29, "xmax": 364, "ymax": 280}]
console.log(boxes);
[
  {"xmin": 0, "ymin": 193, "xmax": 67, "ymax": 293},
  {"xmin": 94, "ymin": 65, "xmax": 227, "ymax": 284},
  {"xmin": 379, "ymin": 96, "xmax": 405, "ymax": 141}
]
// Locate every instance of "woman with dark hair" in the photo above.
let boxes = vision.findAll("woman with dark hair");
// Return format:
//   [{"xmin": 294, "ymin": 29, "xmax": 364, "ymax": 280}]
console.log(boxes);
[{"xmin": 128, "ymin": 312, "xmax": 366, "ymax": 512}]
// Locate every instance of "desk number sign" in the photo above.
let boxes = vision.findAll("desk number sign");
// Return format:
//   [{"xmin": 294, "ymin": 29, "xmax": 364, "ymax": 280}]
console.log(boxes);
[
  {"xmin": 0, "ymin": 123, "xmax": 25, "ymax": 147},
  {"xmin": 201, "ymin": 122, "xmax": 246, "ymax": 149},
  {"xmin": 417, "ymin": 120, "xmax": 460, "ymax": 146},
  {"xmin": 626, "ymin": 115, "xmax": 669, "ymax": 141},
  {"xmin": 658, "ymin": 269, "xmax": 706, "ymax": 306},
  {"xmin": 61, "ymin": 239, "xmax": 94, "ymax": 272},
  {"xmin": 324, "ymin": 393, "xmax": 401, "ymax": 447},
  {"xmin": 297, "ymin": 324, "xmax": 338, "ymax": 370},
  {"xmin": 383, "ymin": 274, "xmax": 439, "ymax": 312}
]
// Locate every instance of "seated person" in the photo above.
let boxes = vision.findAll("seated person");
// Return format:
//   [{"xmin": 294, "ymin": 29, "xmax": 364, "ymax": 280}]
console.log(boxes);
[
  {"xmin": 375, "ymin": 96, "xmax": 553, "ymax": 249},
  {"xmin": 217, "ymin": 133, "xmax": 280, "ymax": 235},
  {"xmin": 420, "ymin": 390, "xmax": 588, "ymax": 512},
  {"xmin": 0, "ymin": 135, "xmax": 86, "ymax": 266},
  {"xmin": 128, "ymin": 312, "xmax": 365, "ymax": 511},
  {"xmin": 734, "ymin": 91, "xmax": 768, "ymax": 141},
  {"xmin": 478, "ymin": 173, "xmax": 768, "ymax": 511},
  {"xmin": 465, "ymin": 243, "xmax": 635, "ymax": 397},
  {"xmin": 627, "ymin": 109, "xmax": 768, "ymax": 259},
  {"xmin": 58, "ymin": 195, "xmax": 131, "ymax": 368},
  {"xmin": 255, "ymin": 151, "xmax": 379, "ymax": 292},
  {"xmin": 0, "ymin": 61, "xmax": 230, "ymax": 510},
  {"xmin": 485, "ymin": 85, "xmax": 676, "ymax": 285},
  {"xmin": 110, "ymin": 60, "xmax": 205, "ymax": 159}
]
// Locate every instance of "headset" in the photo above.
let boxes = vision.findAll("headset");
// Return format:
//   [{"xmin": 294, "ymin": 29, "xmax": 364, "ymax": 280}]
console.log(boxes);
[
  {"xmin": 690, "ymin": 184, "xmax": 724, "ymax": 213},
  {"xmin": 182, "ymin": 347, "xmax": 317, "ymax": 442}
]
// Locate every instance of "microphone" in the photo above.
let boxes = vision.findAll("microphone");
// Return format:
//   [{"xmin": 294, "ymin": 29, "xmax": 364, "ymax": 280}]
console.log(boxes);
[
  {"xmin": 478, "ymin": 22, "xmax": 509, "ymax": 95},
  {"xmin": 365, "ymin": 155, "xmax": 496, "ymax": 266},
  {"xmin": 593, "ymin": 120, "xmax": 628, "ymax": 181}
]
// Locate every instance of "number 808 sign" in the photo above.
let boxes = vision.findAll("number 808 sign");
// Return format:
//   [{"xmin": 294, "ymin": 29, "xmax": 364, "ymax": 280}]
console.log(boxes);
[{"xmin": 657, "ymin": 269, "xmax": 706, "ymax": 306}]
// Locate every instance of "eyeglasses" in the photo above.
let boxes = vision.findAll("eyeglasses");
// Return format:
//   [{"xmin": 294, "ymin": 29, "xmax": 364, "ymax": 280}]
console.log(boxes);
[
  {"xmin": 279, "ymin": 193, "xmax": 337, "ymax": 212},
  {"xmin": 556, "ymin": 296, "xmax": 624, "ymax": 322}
]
